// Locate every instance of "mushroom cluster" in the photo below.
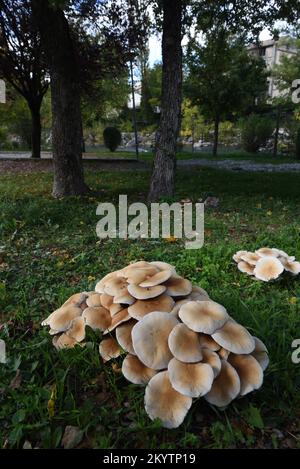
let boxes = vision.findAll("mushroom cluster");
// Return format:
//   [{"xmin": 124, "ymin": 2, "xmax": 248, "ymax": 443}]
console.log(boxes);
[
  {"xmin": 233, "ymin": 247, "xmax": 300, "ymax": 282},
  {"xmin": 42, "ymin": 261, "xmax": 269, "ymax": 429}
]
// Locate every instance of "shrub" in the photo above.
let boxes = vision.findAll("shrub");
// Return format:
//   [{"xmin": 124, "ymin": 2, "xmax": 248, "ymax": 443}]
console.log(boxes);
[
  {"xmin": 240, "ymin": 115, "xmax": 274, "ymax": 153},
  {"xmin": 103, "ymin": 127, "xmax": 122, "ymax": 152},
  {"xmin": 295, "ymin": 127, "xmax": 300, "ymax": 160}
]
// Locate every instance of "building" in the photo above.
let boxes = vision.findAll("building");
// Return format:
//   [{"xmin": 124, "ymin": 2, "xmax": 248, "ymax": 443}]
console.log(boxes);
[{"xmin": 249, "ymin": 38, "xmax": 298, "ymax": 99}]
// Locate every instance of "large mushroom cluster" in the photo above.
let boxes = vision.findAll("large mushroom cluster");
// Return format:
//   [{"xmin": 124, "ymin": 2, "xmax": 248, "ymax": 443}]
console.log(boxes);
[
  {"xmin": 42, "ymin": 261, "xmax": 269, "ymax": 429},
  {"xmin": 233, "ymin": 247, "xmax": 300, "ymax": 282}
]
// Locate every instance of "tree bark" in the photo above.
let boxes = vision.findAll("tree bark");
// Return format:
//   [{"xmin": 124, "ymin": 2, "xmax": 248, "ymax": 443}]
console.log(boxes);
[
  {"xmin": 32, "ymin": 0, "xmax": 89, "ymax": 197},
  {"xmin": 148, "ymin": 0, "xmax": 182, "ymax": 202},
  {"xmin": 212, "ymin": 114, "xmax": 220, "ymax": 157},
  {"xmin": 29, "ymin": 103, "xmax": 42, "ymax": 159}
]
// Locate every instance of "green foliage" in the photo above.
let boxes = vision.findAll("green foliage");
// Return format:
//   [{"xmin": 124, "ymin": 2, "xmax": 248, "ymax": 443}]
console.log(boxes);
[
  {"xmin": 103, "ymin": 126, "xmax": 122, "ymax": 152},
  {"xmin": 240, "ymin": 114, "xmax": 274, "ymax": 153},
  {"xmin": 295, "ymin": 127, "xmax": 300, "ymax": 160}
]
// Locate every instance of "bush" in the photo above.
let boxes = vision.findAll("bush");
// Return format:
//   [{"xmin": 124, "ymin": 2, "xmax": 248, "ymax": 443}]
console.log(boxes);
[
  {"xmin": 240, "ymin": 115, "xmax": 274, "ymax": 153},
  {"xmin": 103, "ymin": 127, "xmax": 122, "ymax": 152},
  {"xmin": 295, "ymin": 127, "xmax": 300, "ymax": 160}
]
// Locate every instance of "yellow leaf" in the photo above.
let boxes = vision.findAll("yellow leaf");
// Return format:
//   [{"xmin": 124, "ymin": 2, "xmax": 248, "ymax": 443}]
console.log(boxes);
[
  {"xmin": 88, "ymin": 276, "xmax": 96, "ymax": 282},
  {"xmin": 47, "ymin": 385, "xmax": 57, "ymax": 418},
  {"xmin": 289, "ymin": 297, "xmax": 298, "ymax": 305},
  {"xmin": 165, "ymin": 236, "xmax": 178, "ymax": 243}
]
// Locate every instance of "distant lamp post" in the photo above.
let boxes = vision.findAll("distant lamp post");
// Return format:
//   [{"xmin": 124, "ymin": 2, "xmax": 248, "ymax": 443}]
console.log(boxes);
[{"xmin": 129, "ymin": 60, "xmax": 139, "ymax": 160}]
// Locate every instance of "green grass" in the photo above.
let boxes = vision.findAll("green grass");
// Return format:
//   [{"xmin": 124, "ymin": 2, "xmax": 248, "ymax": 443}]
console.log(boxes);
[{"xmin": 0, "ymin": 167, "xmax": 300, "ymax": 449}]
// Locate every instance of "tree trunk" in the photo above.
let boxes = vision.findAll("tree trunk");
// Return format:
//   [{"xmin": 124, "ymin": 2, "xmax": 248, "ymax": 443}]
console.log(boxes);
[
  {"xmin": 212, "ymin": 114, "xmax": 220, "ymax": 157},
  {"xmin": 148, "ymin": 0, "xmax": 182, "ymax": 202},
  {"xmin": 29, "ymin": 104, "xmax": 42, "ymax": 159},
  {"xmin": 273, "ymin": 106, "xmax": 280, "ymax": 158},
  {"xmin": 32, "ymin": 0, "xmax": 89, "ymax": 197}
]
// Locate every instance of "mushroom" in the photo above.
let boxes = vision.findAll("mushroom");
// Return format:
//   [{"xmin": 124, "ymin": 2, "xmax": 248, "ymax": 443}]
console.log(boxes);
[
  {"xmin": 255, "ymin": 247, "xmax": 279, "ymax": 258},
  {"xmin": 273, "ymin": 248, "xmax": 289, "ymax": 258},
  {"xmin": 139, "ymin": 269, "xmax": 172, "ymax": 287},
  {"xmin": 127, "ymin": 284, "xmax": 166, "ymax": 300},
  {"xmin": 212, "ymin": 318, "xmax": 255, "ymax": 355},
  {"xmin": 144, "ymin": 371, "xmax": 192, "ymax": 429},
  {"xmin": 170, "ymin": 299, "xmax": 191, "ymax": 316},
  {"xmin": 86, "ymin": 293, "xmax": 102, "ymax": 308},
  {"xmin": 99, "ymin": 337, "xmax": 122, "ymax": 362},
  {"xmin": 116, "ymin": 320, "xmax": 137, "ymax": 355},
  {"xmin": 201, "ymin": 348, "xmax": 221, "ymax": 378},
  {"xmin": 168, "ymin": 323, "xmax": 203, "ymax": 363},
  {"xmin": 218, "ymin": 347, "xmax": 230, "ymax": 360},
  {"xmin": 103, "ymin": 276, "xmax": 128, "ymax": 297},
  {"xmin": 131, "ymin": 311, "xmax": 179, "ymax": 370},
  {"xmin": 204, "ymin": 360, "xmax": 240, "ymax": 407},
  {"xmin": 168, "ymin": 358, "xmax": 214, "ymax": 398},
  {"xmin": 109, "ymin": 303, "xmax": 123, "ymax": 317},
  {"xmin": 188, "ymin": 285, "xmax": 210, "ymax": 301},
  {"xmin": 150, "ymin": 261, "xmax": 176, "ymax": 274},
  {"xmin": 228, "ymin": 354, "xmax": 263, "ymax": 396},
  {"xmin": 198, "ymin": 333, "xmax": 220, "ymax": 352},
  {"xmin": 233, "ymin": 250, "xmax": 248, "ymax": 263},
  {"xmin": 254, "ymin": 257, "xmax": 284, "ymax": 282},
  {"xmin": 113, "ymin": 291, "xmax": 135, "ymax": 305},
  {"xmin": 53, "ymin": 333, "xmax": 79, "ymax": 350},
  {"xmin": 66, "ymin": 317, "xmax": 85, "ymax": 343},
  {"xmin": 122, "ymin": 354, "xmax": 157, "ymax": 385},
  {"xmin": 82, "ymin": 306, "xmax": 111, "ymax": 331},
  {"xmin": 49, "ymin": 305, "xmax": 82, "ymax": 332},
  {"xmin": 95, "ymin": 271, "xmax": 121, "ymax": 294},
  {"xmin": 281, "ymin": 258, "xmax": 300, "ymax": 275},
  {"xmin": 164, "ymin": 276, "xmax": 192, "ymax": 297},
  {"xmin": 179, "ymin": 300, "xmax": 229, "ymax": 335},
  {"xmin": 251, "ymin": 337, "xmax": 269, "ymax": 371},
  {"xmin": 100, "ymin": 294, "xmax": 114, "ymax": 310},
  {"xmin": 240, "ymin": 252, "xmax": 260, "ymax": 266},
  {"xmin": 128, "ymin": 294, "xmax": 174, "ymax": 320},
  {"xmin": 104, "ymin": 308, "xmax": 131, "ymax": 334},
  {"xmin": 237, "ymin": 261, "xmax": 255, "ymax": 276}
]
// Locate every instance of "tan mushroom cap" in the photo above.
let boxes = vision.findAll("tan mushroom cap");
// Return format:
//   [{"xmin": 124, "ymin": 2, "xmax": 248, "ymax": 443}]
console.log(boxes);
[
  {"xmin": 144, "ymin": 371, "xmax": 192, "ymax": 429},
  {"xmin": 128, "ymin": 294, "xmax": 174, "ymax": 320},
  {"xmin": 116, "ymin": 320, "xmax": 137, "ymax": 355},
  {"xmin": 218, "ymin": 347, "xmax": 230, "ymax": 360},
  {"xmin": 122, "ymin": 354, "xmax": 157, "ymax": 385},
  {"xmin": 99, "ymin": 337, "xmax": 122, "ymax": 362},
  {"xmin": 139, "ymin": 269, "xmax": 172, "ymax": 287},
  {"xmin": 198, "ymin": 333, "xmax": 221, "ymax": 352},
  {"xmin": 53, "ymin": 333, "xmax": 79, "ymax": 350},
  {"xmin": 254, "ymin": 257, "xmax": 284, "ymax": 282},
  {"xmin": 204, "ymin": 360, "xmax": 241, "ymax": 407},
  {"xmin": 100, "ymin": 294, "xmax": 113, "ymax": 310},
  {"xmin": 170, "ymin": 299, "xmax": 191, "ymax": 316},
  {"xmin": 179, "ymin": 300, "xmax": 229, "ymax": 335},
  {"xmin": 238, "ymin": 261, "xmax": 255, "ymax": 276},
  {"xmin": 109, "ymin": 303, "xmax": 123, "ymax": 317},
  {"xmin": 132, "ymin": 311, "xmax": 179, "ymax": 370},
  {"xmin": 212, "ymin": 318, "xmax": 255, "ymax": 355},
  {"xmin": 189, "ymin": 285, "xmax": 210, "ymax": 301},
  {"xmin": 49, "ymin": 305, "xmax": 82, "ymax": 332},
  {"xmin": 168, "ymin": 323, "xmax": 203, "ymax": 363},
  {"xmin": 66, "ymin": 316, "xmax": 85, "ymax": 342},
  {"xmin": 164, "ymin": 276, "xmax": 192, "ymax": 297},
  {"xmin": 255, "ymin": 247, "xmax": 279, "ymax": 258},
  {"xmin": 228, "ymin": 354, "xmax": 263, "ymax": 396},
  {"xmin": 233, "ymin": 250, "xmax": 248, "ymax": 263},
  {"xmin": 113, "ymin": 291, "xmax": 135, "ymax": 305},
  {"xmin": 240, "ymin": 252, "xmax": 260, "ymax": 266},
  {"xmin": 82, "ymin": 306, "xmax": 111, "ymax": 331},
  {"xmin": 61, "ymin": 292, "xmax": 88, "ymax": 309},
  {"xmin": 103, "ymin": 276, "xmax": 128, "ymax": 297},
  {"xmin": 86, "ymin": 293, "xmax": 102, "ymax": 308},
  {"xmin": 168, "ymin": 358, "xmax": 214, "ymax": 398},
  {"xmin": 281, "ymin": 258, "xmax": 300, "ymax": 275},
  {"xmin": 273, "ymin": 248, "xmax": 289, "ymax": 258},
  {"xmin": 95, "ymin": 271, "xmax": 121, "ymax": 294},
  {"xmin": 201, "ymin": 348, "xmax": 221, "ymax": 378},
  {"xmin": 251, "ymin": 337, "xmax": 269, "ymax": 371},
  {"xmin": 127, "ymin": 284, "xmax": 166, "ymax": 300},
  {"xmin": 104, "ymin": 308, "xmax": 131, "ymax": 334},
  {"xmin": 150, "ymin": 261, "xmax": 176, "ymax": 274}
]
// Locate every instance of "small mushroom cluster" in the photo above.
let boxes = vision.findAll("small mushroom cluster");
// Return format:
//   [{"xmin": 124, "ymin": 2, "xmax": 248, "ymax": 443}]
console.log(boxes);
[
  {"xmin": 233, "ymin": 247, "xmax": 300, "ymax": 282},
  {"xmin": 42, "ymin": 261, "xmax": 269, "ymax": 429}
]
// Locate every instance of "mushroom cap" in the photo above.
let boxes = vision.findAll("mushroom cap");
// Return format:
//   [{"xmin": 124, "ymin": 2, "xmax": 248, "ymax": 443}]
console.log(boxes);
[
  {"xmin": 86, "ymin": 293, "xmax": 102, "ymax": 308},
  {"xmin": 139, "ymin": 270, "xmax": 172, "ymax": 287},
  {"xmin": 237, "ymin": 261, "xmax": 255, "ymax": 275},
  {"xmin": 218, "ymin": 347, "xmax": 230, "ymax": 360},
  {"xmin": 273, "ymin": 248, "xmax": 289, "ymax": 258},
  {"xmin": 100, "ymin": 294, "xmax": 114, "ymax": 310},
  {"xmin": 281, "ymin": 258, "xmax": 300, "ymax": 275},
  {"xmin": 179, "ymin": 300, "xmax": 229, "ymax": 335},
  {"xmin": 233, "ymin": 250, "xmax": 248, "ymax": 263},
  {"xmin": 255, "ymin": 247, "xmax": 279, "ymax": 258},
  {"xmin": 144, "ymin": 371, "xmax": 192, "ymax": 429},
  {"xmin": 116, "ymin": 320, "xmax": 137, "ymax": 355},
  {"xmin": 95, "ymin": 271, "xmax": 121, "ymax": 294},
  {"xmin": 103, "ymin": 276, "xmax": 128, "ymax": 297},
  {"xmin": 251, "ymin": 337, "xmax": 269, "ymax": 371},
  {"xmin": 132, "ymin": 311, "xmax": 179, "ymax": 370},
  {"xmin": 127, "ymin": 284, "xmax": 166, "ymax": 300},
  {"xmin": 66, "ymin": 317, "xmax": 85, "ymax": 342},
  {"xmin": 198, "ymin": 333, "xmax": 221, "ymax": 351},
  {"xmin": 228, "ymin": 354, "xmax": 264, "ymax": 396},
  {"xmin": 254, "ymin": 257, "xmax": 284, "ymax": 282},
  {"xmin": 53, "ymin": 333, "xmax": 79, "ymax": 350},
  {"xmin": 62, "ymin": 292, "xmax": 88, "ymax": 308},
  {"xmin": 99, "ymin": 337, "xmax": 122, "ymax": 362},
  {"xmin": 122, "ymin": 354, "xmax": 157, "ymax": 385},
  {"xmin": 212, "ymin": 318, "xmax": 255, "ymax": 355},
  {"xmin": 128, "ymin": 294, "xmax": 174, "ymax": 320},
  {"xmin": 189, "ymin": 285, "xmax": 210, "ymax": 301},
  {"xmin": 49, "ymin": 305, "xmax": 82, "ymax": 332},
  {"xmin": 104, "ymin": 308, "xmax": 131, "ymax": 334},
  {"xmin": 240, "ymin": 252, "xmax": 260, "ymax": 266},
  {"xmin": 170, "ymin": 299, "xmax": 191, "ymax": 316},
  {"xmin": 164, "ymin": 276, "xmax": 192, "ymax": 297},
  {"xmin": 168, "ymin": 358, "xmax": 214, "ymax": 398},
  {"xmin": 109, "ymin": 303, "xmax": 123, "ymax": 317},
  {"xmin": 82, "ymin": 306, "xmax": 111, "ymax": 331},
  {"xmin": 113, "ymin": 292, "xmax": 135, "ymax": 305},
  {"xmin": 150, "ymin": 261, "xmax": 176, "ymax": 274},
  {"xmin": 201, "ymin": 348, "xmax": 221, "ymax": 378},
  {"xmin": 168, "ymin": 323, "xmax": 203, "ymax": 363},
  {"xmin": 204, "ymin": 360, "xmax": 241, "ymax": 407}
]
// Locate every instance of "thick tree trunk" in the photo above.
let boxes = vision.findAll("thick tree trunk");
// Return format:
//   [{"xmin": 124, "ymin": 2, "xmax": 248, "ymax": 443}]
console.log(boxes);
[
  {"xmin": 148, "ymin": 0, "xmax": 182, "ymax": 202},
  {"xmin": 32, "ymin": 0, "xmax": 89, "ymax": 197},
  {"xmin": 29, "ymin": 104, "xmax": 42, "ymax": 159},
  {"xmin": 212, "ymin": 115, "xmax": 220, "ymax": 157}
]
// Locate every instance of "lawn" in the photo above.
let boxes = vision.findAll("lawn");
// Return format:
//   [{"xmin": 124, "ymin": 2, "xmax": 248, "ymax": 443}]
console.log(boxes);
[{"xmin": 0, "ymin": 167, "xmax": 300, "ymax": 449}]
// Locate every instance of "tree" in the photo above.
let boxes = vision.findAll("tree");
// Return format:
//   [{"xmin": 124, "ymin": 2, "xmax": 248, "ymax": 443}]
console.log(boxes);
[
  {"xmin": 0, "ymin": 0, "xmax": 49, "ymax": 158},
  {"xmin": 185, "ymin": 34, "xmax": 268, "ymax": 156}
]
